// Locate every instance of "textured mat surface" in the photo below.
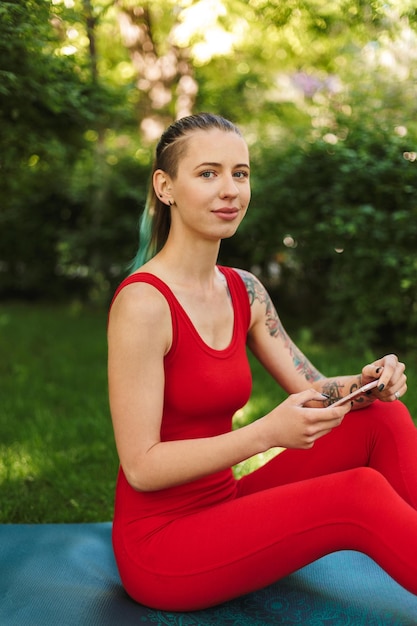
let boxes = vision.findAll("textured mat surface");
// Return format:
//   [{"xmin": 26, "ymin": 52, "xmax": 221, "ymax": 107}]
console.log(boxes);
[{"xmin": 1, "ymin": 522, "xmax": 417, "ymax": 625}]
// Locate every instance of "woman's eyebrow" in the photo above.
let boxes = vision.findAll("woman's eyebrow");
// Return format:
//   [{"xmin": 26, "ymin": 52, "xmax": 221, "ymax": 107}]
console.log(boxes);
[{"xmin": 193, "ymin": 162, "xmax": 250, "ymax": 170}]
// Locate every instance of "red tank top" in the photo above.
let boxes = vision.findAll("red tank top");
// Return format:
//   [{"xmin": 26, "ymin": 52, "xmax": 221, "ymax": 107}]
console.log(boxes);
[{"xmin": 110, "ymin": 266, "xmax": 252, "ymax": 532}]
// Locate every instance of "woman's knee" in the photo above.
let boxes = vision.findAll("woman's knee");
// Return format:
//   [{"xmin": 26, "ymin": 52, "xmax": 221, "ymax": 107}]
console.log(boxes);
[
  {"xmin": 364, "ymin": 398, "xmax": 413, "ymax": 426},
  {"xmin": 340, "ymin": 466, "xmax": 391, "ymax": 502}
]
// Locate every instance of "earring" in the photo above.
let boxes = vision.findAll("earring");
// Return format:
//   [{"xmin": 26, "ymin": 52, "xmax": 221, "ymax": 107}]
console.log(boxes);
[{"xmin": 168, "ymin": 199, "xmax": 174, "ymax": 206}]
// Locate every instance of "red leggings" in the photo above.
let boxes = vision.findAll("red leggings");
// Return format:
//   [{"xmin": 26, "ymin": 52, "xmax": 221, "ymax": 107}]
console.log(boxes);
[{"xmin": 116, "ymin": 401, "xmax": 417, "ymax": 610}]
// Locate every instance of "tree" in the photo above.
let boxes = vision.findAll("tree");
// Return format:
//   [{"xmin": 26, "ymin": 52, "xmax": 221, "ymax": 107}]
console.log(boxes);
[
  {"xmin": 0, "ymin": 0, "xmax": 125, "ymax": 298},
  {"xmin": 115, "ymin": 0, "xmax": 198, "ymax": 141},
  {"xmin": 0, "ymin": 1, "xmax": 90, "ymax": 295}
]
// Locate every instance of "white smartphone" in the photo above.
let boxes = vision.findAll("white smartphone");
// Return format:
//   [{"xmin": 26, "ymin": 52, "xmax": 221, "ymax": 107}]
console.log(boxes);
[{"xmin": 330, "ymin": 379, "xmax": 379, "ymax": 407}]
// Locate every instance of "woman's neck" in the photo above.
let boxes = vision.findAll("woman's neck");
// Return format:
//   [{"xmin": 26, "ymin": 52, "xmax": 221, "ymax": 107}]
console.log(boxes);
[{"xmin": 144, "ymin": 237, "xmax": 222, "ymax": 290}]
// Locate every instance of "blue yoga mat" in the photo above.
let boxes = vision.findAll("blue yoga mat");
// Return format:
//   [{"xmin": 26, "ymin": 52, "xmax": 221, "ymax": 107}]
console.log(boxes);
[{"xmin": 1, "ymin": 522, "xmax": 417, "ymax": 625}]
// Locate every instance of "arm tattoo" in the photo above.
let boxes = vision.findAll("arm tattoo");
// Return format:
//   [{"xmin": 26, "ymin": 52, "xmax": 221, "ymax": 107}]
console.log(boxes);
[
  {"xmin": 291, "ymin": 344, "xmax": 323, "ymax": 382},
  {"xmin": 322, "ymin": 378, "xmax": 364, "ymax": 406},
  {"xmin": 238, "ymin": 270, "xmax": 322, "ymax": 383},
  {"xmin": 322, "ymin": 380, "xmax": 344, "ymax": 405},
  {"xmin": 243, "ymin": 273, "xmax": 281, "ymax": 338}
]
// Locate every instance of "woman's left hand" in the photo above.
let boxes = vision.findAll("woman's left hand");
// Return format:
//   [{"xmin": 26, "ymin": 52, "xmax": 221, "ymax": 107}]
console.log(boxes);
[{"xmin": 362, "ymin": 354, "xmax": 407, "ymax": 402}]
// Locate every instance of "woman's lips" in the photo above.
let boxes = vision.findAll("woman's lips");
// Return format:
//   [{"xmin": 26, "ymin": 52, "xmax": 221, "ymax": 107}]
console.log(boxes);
[{"xmin": 212, "ymin": 208, "xmax": 240, "ymax": 221}]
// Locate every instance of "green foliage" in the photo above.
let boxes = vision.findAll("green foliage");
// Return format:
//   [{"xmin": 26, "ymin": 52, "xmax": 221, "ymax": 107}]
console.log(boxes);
[
  {"xmin": 235, "ymin": 123, "xmax": 417, "ymax": 350},
  {"xmin": 0, "ymin": 0, "xmax": 132, "ymax": 300},
  {"xmin": 0, "ymin": 1, "xmax": 91, "ymax": 165},
  {"xmin": 56, "ymin": 143, "xmax": 150, "ymax": 301}
]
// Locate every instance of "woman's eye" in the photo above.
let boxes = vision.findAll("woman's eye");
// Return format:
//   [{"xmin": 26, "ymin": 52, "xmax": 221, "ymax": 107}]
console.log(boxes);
[
  {"xmin": 234, "ymin": 171, "xmax": 249, "ymax": 179},
  {"xmin": 200, "ymin": 170, "xmax": 215, "ymax": 178}
]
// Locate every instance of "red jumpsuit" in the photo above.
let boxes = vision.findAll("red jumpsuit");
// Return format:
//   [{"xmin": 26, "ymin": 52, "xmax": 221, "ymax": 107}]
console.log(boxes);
[{"xmin": 110, "ymin": 267, "xmax": 417, "ymax": 611}]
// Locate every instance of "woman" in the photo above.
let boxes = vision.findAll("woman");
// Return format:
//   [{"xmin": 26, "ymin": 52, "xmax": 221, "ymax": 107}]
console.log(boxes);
[{"xmin": 108, "ymin": 113, "xmax": 417, "ymax": 611}]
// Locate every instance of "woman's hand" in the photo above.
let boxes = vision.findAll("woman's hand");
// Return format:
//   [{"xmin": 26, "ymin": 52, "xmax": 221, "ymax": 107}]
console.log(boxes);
[
  {"xmin": 260, "ymin": 389, "xmax": 351, "ymax": 450},
  {"xmin": 362, "ymin": 354, "xmax": 407, "ymax": 402}
]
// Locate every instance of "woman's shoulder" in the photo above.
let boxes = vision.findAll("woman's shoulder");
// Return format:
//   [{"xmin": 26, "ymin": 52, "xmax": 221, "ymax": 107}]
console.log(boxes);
[
  {"xmin": 227, "ymin": 268, "xmax": 273, "ymax": 331},
  {"xmin": 109, "ymin": 272, "xmax": 172, "ymax": 332},
  {"xmin": 231, "ymin": 267, "xmax": 255, "ymax": 282},
  {"xmin": 228, "ymin": 267, "xmax": 265, "ymax": 300},
  {"xmin": 219, "ymin": 265, "xmax": 256, "ymax": 284}
]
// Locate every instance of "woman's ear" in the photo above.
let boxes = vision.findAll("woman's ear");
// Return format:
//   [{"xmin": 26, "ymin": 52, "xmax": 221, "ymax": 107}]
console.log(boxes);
[{"xmin": 153, "ymin": 169, "xmax": 173, "ymax": 206}]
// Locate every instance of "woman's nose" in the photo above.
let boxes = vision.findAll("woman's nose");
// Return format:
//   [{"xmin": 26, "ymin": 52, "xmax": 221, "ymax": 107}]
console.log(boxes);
[{"xmin": 220, "ymin": 175, "xmax": 239, "ymax": 197}]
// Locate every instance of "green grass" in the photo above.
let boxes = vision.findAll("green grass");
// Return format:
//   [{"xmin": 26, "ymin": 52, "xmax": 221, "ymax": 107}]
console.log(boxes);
[
  {"xmin": 1, "ymin": 303, "xmax": 416, "ymax": 523},
  {"xmin": 0, "ymin": 303, "xmax": 116, "ymax": 523}
]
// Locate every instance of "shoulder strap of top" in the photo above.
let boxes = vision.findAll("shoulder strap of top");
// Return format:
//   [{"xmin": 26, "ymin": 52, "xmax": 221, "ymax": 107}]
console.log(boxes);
[
  {"xmin": 109, "ymin": 272, "xmax": 178, "ymax": 336},
  {"xmin": 109, "ymin": 272, "xmax": 176, "ymax": 311},
  {"xmin": 108, "ymin": 272, "xmax": 184, "ymax": 355},
  {"xmin": 107, "ymin": 273, "xmax": 181, "ymax": 347},
  {"xmin": 217, "ymin": 266, "xmax": 251, "ymax": 333}
]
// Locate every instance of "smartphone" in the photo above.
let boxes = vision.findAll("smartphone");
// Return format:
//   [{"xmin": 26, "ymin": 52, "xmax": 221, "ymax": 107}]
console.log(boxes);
[{"xmin": 331, "ymin": 379, "xmax": 379, "ymax": 407}]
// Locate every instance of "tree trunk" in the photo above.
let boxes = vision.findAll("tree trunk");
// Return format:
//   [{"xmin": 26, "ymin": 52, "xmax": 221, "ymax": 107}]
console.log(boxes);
[{"xmin": 116, "ymin": 2, "xmax": 198, "ymax": 141}]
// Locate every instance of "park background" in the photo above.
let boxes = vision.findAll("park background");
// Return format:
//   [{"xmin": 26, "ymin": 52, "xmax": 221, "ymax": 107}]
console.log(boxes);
[{"xmin": 1, "ymin": 0, "xmax": 417, "ymax": 523}]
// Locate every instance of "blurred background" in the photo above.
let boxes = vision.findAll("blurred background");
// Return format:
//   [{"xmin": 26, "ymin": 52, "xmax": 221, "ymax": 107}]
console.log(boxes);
[
  {"xmin": 1, "ymin": 0, "xmax": 417, "ymax": 523},
  {"xmin": 1, "ymin": 0, "xmax": 417, "ymax": 349}
]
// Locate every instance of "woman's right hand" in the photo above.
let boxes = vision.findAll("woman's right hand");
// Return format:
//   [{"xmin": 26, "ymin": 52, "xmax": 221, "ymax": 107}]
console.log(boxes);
[{"xmin": 260, "ymin": 389, "xmax": 351, "ymax": 450}]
